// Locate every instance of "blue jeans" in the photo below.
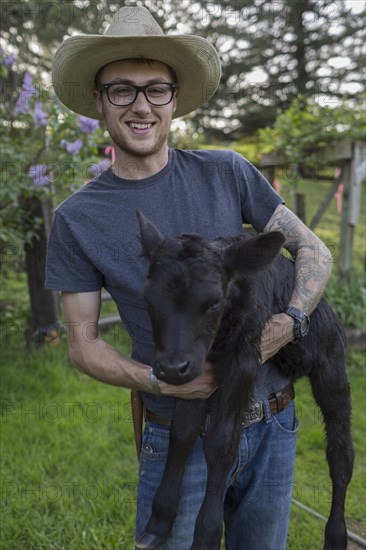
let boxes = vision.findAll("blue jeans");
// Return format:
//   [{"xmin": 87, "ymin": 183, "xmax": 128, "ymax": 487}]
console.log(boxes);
[{"xmin": 136, "ymin": 400, "xmax": 298, "ymax": 550}]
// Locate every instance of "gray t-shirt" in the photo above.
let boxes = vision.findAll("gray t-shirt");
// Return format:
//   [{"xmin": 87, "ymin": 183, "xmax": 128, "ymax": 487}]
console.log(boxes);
[{"xmin": 45, "ymin": 148, "xmax": 290, "ymax": 417}]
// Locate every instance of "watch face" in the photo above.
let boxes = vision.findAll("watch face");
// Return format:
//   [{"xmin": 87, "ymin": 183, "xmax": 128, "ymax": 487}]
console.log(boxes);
[{"xmin": 300, "ymin": 317, "xmax": 310, "ymax": 336}]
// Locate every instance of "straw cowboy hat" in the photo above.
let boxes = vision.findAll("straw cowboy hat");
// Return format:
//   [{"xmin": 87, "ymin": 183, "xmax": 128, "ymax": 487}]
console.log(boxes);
[{"xmin": 52, "ymin": 5, "xmax": 222, "ymax": 120}]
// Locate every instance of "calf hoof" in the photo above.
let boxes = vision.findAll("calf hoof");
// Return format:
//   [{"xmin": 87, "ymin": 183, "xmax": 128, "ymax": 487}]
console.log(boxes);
[
  {"xmin": 135, "ymin": 531, "xmax": 167, "ymax": 550},
  {"xmin": 324, "ymin": 520, "xmax": 347, "ymax": 550}
]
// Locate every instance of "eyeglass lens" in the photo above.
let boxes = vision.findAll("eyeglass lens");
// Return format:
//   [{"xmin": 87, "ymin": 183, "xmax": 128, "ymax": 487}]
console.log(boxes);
[{"xmin": 107, "ymin": 83, "xmax": 174, "ymax": 106}]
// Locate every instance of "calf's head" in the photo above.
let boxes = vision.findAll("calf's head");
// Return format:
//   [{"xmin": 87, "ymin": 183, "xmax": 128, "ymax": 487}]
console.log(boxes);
[{"xmin": 137, "ymin": 210, "xmax": 285, "ymax": 385}]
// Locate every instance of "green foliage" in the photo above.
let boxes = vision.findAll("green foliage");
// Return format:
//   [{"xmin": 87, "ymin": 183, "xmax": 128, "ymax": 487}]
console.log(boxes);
[
  {"xmin": 1, "ymin": 0, "xmax": 114, "ymax": 72},
  {"xmin": 195, "ymin": 0, "xmax": 365, "ymax": 138},
  {"xmin": 0, "ymin": 54, "xmax": 108, "ymax": 269},
  {"xmin": 258, "ymin": 95, "xmax": 366, "ymax": 167},
  {"xmin": 325, "ymin": 271, "xmax": 366, "ymax": 329},
  {"xmin": 227, "ymin": 139, "xmax": 265, "ymax": 165}
]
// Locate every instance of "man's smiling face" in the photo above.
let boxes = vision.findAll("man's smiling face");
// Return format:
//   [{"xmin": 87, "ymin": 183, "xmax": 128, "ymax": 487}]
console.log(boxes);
[{"xmin": 94, "ymin": 60, "xmax": 177, "ymax": 160}]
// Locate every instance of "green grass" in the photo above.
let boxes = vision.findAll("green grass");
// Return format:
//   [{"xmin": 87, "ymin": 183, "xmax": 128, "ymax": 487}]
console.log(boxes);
[
  {"xmin": 287, "ymin": 350, "xmax": 366, "ymax": 548},
  {"xmin": 1, "ymin": 335, "xmax": 138, "ymax": 550},
  {"xmin": 1, "ymin": 333, "xmax": 365, "ymax": 549}
]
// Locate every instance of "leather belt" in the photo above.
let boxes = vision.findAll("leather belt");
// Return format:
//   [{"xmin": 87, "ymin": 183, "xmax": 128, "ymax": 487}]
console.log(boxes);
[
  {"xmin": 145, "ymin": 382, "xmax": 295, "ymax": 428},
  {"xmin": 242, "ymin": 382, "xmax": 295, "ymax": 427}
]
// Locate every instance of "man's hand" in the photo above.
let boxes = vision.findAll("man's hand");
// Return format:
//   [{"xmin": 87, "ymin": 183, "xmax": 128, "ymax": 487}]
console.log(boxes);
[
  {"xmin": 150, "ymin": 313, "xmax": 294, "ymax": 398},
  {"xmin": 156, "ymin": 313, "xmax": 295, "ymax": 398},
  {"xmin": 260, "ymin": 313, "xmax": 294, "ymax": 363},
  {"xmin": 159, "ymin": 361, "xmax": 217, "ymax": 400}
]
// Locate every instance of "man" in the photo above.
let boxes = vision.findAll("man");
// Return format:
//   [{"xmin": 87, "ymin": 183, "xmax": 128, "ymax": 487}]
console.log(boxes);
[{"xmin": 46, "ymin": 6, "xmax": 332, "ymax": 549}]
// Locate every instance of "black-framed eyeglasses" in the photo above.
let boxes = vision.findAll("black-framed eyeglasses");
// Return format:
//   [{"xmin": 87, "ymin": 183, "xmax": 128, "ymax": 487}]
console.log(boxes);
[{"xmin": 99, "ymin": 82, "xmax": 177, "ymax": 107}]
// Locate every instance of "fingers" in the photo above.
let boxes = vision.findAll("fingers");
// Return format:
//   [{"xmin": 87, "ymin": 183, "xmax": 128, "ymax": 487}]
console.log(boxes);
[
  {"xmin": 260, "ymin": 313, "xmax": 294, "ymax": 363},
  {"xmin": 160, "ymin": 362, "xmax": 217, "ymax": 400}
]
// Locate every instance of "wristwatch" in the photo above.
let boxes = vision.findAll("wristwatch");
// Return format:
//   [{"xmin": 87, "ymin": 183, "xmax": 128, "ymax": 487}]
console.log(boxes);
[{"xmin": 285, "ymin": 306, "xmax": 310, "ymax": 341}]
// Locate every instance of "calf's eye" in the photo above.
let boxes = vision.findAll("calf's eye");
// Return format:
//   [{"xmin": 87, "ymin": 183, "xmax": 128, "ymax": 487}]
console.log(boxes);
[{"xmin": 207, "ymin": 301, "xmax": 221, "ymax": 313}]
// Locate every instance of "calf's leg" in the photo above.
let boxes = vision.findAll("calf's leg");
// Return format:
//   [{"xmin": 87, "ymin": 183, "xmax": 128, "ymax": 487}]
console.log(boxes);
[
  {"xmin": 136, "ymin": 399, "xmax": 206, "ymax": 550},
  {"xmin": 191, "ymin": 396, "xmax": 244, "ymax": 550},
  {"xmin": 309, "ymin": 356, "xmax": 354, "ymax": 550}
]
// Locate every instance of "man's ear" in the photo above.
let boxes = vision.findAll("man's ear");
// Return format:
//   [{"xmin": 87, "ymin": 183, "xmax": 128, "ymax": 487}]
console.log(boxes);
[
  {"xmin": 93, "ymin": 89, "xmax": 103, "ymax": 114},
  {"xmin": 136, "ymin": 210, "xmax": 164, "ymax": 258},
  {"xmin": 225, "ymin": 232, "xmax": 286, "ymax": 274},
  {"xmin": 171, "ymin": 85, "xmax": 180, "ymax": 114}
]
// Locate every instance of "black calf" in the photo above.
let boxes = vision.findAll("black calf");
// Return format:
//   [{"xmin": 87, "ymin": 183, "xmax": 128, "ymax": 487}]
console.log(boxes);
[{"xmin": 135, "ymin": 211, "xmax": 354, "ymax": 550}]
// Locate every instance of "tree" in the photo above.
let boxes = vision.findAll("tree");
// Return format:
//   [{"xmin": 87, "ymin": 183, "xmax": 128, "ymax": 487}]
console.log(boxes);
[
  {"xmin": 1, "ymin": 2, "xmax": 116, "ymax": 342},
  {"xmin": 1, "ymin": 0, "xmax": 364, "ymax": 140},
  {"xmin": 0, "ymin": 1, "xmax": 117, "ymax": 70},
  {"xmin": 185, "ymin": 0, "xmax": 366, "ymax": 138},
  {"xmin": 0, "ymin": 55, "xmax": 107, "ymax": 342}
]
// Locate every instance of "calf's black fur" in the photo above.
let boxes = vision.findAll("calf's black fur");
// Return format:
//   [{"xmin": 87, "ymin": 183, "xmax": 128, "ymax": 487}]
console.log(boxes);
[{"xmin": 135, "ymin": 210, "xmax": 354, "ymax": 550}]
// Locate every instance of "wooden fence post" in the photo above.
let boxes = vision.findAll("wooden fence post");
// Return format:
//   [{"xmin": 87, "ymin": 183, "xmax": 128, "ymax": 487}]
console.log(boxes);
[
  {"xmin": 338, "ymin": 142, "xmax": 365, "ymax": 279},
  {"xmin": 295, "ymin": 193, "xmax": 306, "ymax": 224}
]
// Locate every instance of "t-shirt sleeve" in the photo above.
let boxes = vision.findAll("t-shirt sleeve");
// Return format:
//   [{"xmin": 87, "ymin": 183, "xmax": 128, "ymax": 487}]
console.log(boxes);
[
  {"xmin": 45, "ymin": 210, "xmax": 103, "ymax": 292},
  {"xmin": 233, "ymin": 152, "xmax": 284, "ymax": 232}
]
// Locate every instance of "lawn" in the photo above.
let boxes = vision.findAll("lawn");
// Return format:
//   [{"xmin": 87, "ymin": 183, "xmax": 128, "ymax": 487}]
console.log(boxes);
[
  {"xmin": 1, "ymin": 335, "xmax": 137, "ymax": 550},
  {"xmin": 1, "ymin": 332, "xmax": 365, "ymax": 549}
]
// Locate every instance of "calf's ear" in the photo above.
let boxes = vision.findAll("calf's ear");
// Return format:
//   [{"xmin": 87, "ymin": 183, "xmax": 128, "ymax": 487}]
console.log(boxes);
[
  {"xmin": 136, "ymin": 210, "xmax": 163, "ymax": 258},
  {"xmin": 225, "ymin": 231, "xmax": 286, "ymax": 274}
]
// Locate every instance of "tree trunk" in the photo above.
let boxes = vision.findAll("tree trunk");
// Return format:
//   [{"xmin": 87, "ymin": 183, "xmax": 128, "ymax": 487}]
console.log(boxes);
[
  {"xmin": 23, "ymin": 195, "xmax": 59, "ymax": 344},
  {"xmin": 291, "ymin": 0, "xmax": 309, "ymax": 96}
]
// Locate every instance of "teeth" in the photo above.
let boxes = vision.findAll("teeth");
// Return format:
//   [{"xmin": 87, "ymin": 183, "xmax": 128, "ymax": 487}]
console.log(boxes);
[{"xmin": 130, "ymin": 122, "xmax": 152, "ymax": 129}]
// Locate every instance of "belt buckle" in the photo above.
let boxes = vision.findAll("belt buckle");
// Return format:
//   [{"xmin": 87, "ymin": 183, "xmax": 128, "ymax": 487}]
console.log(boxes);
[{"xmin": 242, "ymin": 401, "xmax": 264, "ymax": 428}]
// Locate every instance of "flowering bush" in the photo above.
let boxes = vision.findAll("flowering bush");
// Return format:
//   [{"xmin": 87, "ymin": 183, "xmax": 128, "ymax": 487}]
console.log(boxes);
[{"xmin": 0, "ymin": 49, "xmax": 110, "ymax": 261}]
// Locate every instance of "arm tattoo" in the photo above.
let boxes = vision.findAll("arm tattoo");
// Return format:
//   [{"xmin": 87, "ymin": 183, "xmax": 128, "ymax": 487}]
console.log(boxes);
[{"xmin": 265, "ymin": 204, "xmax": 333, "ymax": 314}]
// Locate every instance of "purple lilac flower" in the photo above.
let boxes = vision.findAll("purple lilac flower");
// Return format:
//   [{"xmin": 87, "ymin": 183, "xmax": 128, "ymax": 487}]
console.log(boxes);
[
  {"xmin": 13, "ymin": 93, "xmax": 31, "ymax": 116},
  {"xmin": 5, "ymin": 54, "xmax": 16, "ymax": 67},
  {"xmin": 13, "ymin": 72, "xmax": 37, "ymax": 116},
  {"xmin": 23, "ymin": 73, "xmax": 35, "ymax": 89},
  {"xmin": 88, "ymin": 158, "xmax": 110, "ymax": 177},
  {"xmin": 77, "ymin": 115, "xmax": 99, "ymax": 134},
  {"xmin": 28, "ymin": 164, "xmax": 51, "ymax": 187},
  {"xmin": 60, "ymin": 138, "xmax": 83, "ymax": 155},
  {"xmin": 33, "ymin": 102, "xmax": 48, "ymax": 127}
]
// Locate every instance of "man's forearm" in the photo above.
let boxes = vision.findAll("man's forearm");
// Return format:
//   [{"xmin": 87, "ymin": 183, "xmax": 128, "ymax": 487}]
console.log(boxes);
[
  {"xmin": 68, "ymin": 332, "xmax": 153, "ymax": 391},
  {"xmin": 67, "ymin": 331, "xmax": 217, "ymax": 400},
  {"xmin": 260, "ymin": 204, "xmax": 333, "ymax": 362},
  {"xmin": 264, "ymin": 204, "xmax": 333, "ymax": 314},
  {"xmin": 288, "ymin": 243, "xmax": 333, "ymax": 314}
]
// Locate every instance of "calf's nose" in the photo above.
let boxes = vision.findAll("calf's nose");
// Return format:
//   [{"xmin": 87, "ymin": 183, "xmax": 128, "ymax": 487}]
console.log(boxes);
[{"xmin": 155, "ymin": 359, "xmax": 191, "ymax": 384}]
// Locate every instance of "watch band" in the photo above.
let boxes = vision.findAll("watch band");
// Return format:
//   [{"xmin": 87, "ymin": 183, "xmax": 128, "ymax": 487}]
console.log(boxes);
[
  {"xmin": 150, "ymin": 370, "xmax": 162, "ymax": 395},
  {"xmin": 285, "ymin": 306, "xmax": 310, "ymax": 340},
  {"xmin": 285, "ymin": 306, "xmax": 305, "ymax": 318}
]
